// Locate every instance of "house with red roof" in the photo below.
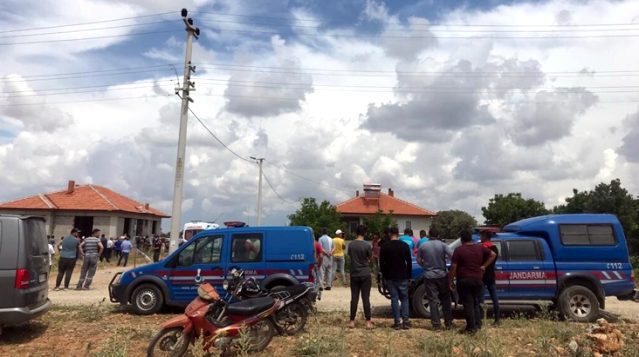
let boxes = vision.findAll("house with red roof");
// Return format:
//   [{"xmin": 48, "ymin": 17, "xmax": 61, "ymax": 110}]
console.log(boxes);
[
  {"xmin": 0, "ymin": 180, "xmax": 169, "ymax": 239},
  {"xmin": 336, "ymin": 184, "xmax": 436, "ymax": 235}
]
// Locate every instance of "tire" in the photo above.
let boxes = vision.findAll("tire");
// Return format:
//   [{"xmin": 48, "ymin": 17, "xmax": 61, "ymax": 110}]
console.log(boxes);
[
  {"xmin": 411, "ymin": 284, "xmax": 442, "ymax": 319},
  {"xmin": 275, "ymin": 302, "xmax": 308, "ymax": 335},
  {"xmin": 131, "ymin": 283, "xmax": 164, "ymax": 315},
  {"xmin": 147, "ymin": 327, "xmax": 189, "ymax": 357},
  {"xmin": 245, "ymin": 319, "xmax": 275, "ymax": 352},
  {"xmin": 558, "ymin": 285, "xmax": 600, "ymax": 322}
]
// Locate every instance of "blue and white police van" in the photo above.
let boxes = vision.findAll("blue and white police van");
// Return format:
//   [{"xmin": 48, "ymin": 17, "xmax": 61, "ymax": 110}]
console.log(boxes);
[
  {"xmin": 390, "ymin": 214, "xmax": 637, "ymax": 322},
  {"xmin": 109, "ymin": 226, "xmax": 316, "ymax": 314}
]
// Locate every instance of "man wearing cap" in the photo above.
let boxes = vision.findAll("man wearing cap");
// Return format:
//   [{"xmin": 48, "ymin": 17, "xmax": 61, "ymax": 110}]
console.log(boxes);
[
  {"xmin": 332, "ymin": 229, "xmax": 347, "ymax": 286},
  {"xmin": 76, "ymin": 228, "xmax": 103, "ymax": 290},
  {"xmin": 54, "ymin": 228, "xmax": 82, "ymax": 290}
]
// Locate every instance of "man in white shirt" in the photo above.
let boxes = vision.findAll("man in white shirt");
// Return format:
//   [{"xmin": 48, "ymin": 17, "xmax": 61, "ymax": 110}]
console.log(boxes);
[
  {"xmin": 48, "ymin": 242, "xmax": 55, "ymax": 272},
  {"xmin": 318, "ymin": 228, "xmax": 334, "ymax": 290}
]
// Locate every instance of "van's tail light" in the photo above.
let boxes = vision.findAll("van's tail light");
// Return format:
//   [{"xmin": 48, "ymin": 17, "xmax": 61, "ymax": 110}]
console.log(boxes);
[
  {"xmin": 15, "ymin": 269, "xmax": 30, "ymax": 289},
  {"xmin": 631, "ymin": 269, "xmax": 635, "ymax": 283},
  {"xmin": 308, "ymin": 264, "xmax": 315, "ymax": 283}
]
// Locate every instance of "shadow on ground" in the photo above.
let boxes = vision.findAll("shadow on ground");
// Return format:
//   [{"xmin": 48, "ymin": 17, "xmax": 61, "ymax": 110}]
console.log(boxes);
[{"xmin": 0, "ymin": 321, "xmax": 48, "ymax": 344}]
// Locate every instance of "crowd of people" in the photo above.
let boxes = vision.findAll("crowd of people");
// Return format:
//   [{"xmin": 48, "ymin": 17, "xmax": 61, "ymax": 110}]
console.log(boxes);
[
  {"xmin": 314, "ymin": 225, "xmax": 500, "ymax": 334},
  {"xmin": 46, "ymin": 229, "xmax": 166, "ymax": 291}
]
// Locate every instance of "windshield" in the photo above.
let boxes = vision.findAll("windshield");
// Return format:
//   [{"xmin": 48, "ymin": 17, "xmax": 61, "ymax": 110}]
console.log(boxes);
[{"xmin": 184, "ymin": 229, "xmax": 202, "ymax": 240}]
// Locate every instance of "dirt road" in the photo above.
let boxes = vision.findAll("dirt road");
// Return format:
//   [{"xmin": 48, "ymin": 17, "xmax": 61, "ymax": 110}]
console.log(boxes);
[{"xmin": 48, "ymin": 266, "xmax": 639, "ymax": 321}]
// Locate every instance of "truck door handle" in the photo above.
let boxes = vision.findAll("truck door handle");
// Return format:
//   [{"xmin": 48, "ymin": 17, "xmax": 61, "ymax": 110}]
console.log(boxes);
[
  {"xmin": 496, "ymin": 266, "xmax": 503, "ymax": 270},
  {"xmin": 532, "ymin": 266, "xmax": 541, "ymax": 270}
]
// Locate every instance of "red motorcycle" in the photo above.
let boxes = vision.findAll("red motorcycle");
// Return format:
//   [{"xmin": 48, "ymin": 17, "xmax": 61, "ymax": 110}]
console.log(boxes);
[{"xmin": 147, "ymin": 283, "xmax": 283, "ymax": 356}]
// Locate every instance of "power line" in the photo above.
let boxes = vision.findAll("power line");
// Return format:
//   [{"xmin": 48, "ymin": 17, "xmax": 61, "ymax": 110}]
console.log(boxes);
[
  {"xmin": 187, "ymin": 107, "xmax": 253, "ymax": 163},
  {"xmin": 0, "ymin": 29, "xmax": 179, "ymax": 46},
  {"xmin": 1, "ymin": 79, "xmax": 175, "ymax": 94},
  {"xmin": 197, "ymin": 11, "xmax": 639, "ymax": 27},
  {"xmin": 0, "ymin": 11, "xmax": 175, "ymax": 34},
  {"xmin": 0, "ymin": 84, "xmax": 174, "ymax": 98},
  {"xmin": 0, "ymin": 20, "xmax": 178, "ymax": 39},
  {"xmin": 262, "ymin": 170, "xmax": 293, "ymax": 203},
  {"xmin": 0, "ymin": 94, "xmax": 169, "ymax": 107}
]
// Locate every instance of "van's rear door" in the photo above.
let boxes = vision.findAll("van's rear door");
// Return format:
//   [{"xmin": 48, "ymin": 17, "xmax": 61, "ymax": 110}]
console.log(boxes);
[{"xmin": 19, "ymin": 217, "xmax": 49, "ymax": 308}]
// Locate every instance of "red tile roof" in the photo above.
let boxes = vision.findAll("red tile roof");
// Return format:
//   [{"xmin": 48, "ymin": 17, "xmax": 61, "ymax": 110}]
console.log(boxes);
[
  {"xmin": 0, "ymin": 184, "xmax": 169, "ymax": 217},
  {"xmin": 336, "ymin": 192, "xmax": 436, "ymax": 216}
]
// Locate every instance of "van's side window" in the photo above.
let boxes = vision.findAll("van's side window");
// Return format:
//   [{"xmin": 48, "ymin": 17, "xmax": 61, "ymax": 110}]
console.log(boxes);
[
  {"xmin": 560, "ymin": 224, "xmax": 616, "ymax": 246},
  {"xmin": 507, "ymin": 240, "xmax": 540, "ymax": 261},
  {"xmin": 177, "ymin": 235, "xmax": 223, "ymax": 266},
  {"xmin": 492, "ymin": 241, "xmax": 504, "ymax": 261},
  {"xmin": 231, "ymin": 234, "xmax": 262, "ymax": 262}
]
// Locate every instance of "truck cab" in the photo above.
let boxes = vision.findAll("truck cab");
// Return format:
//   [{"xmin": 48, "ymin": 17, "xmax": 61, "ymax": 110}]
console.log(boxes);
[
  {"xmin": 109, "ymin": 226, "xmax": 316, "ymax": 315},
  {"xmin": 391, "ymin": 214, "xmax": 637, "ymax": 322}
]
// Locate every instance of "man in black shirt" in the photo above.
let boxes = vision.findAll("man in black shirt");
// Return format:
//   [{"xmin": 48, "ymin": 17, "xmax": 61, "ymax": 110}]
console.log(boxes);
[
  {"xmin": 379, "ymin": 226, "xmax": 412, "ymax": 330},
  {"xmin": 480, "ymin": 230, "xmax": 500, "ymax": 325}
]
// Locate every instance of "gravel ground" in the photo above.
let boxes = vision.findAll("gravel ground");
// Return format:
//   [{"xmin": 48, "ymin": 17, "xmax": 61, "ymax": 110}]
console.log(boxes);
[{"xmin": 48, "ymin": 266, "xmax": 639, "ymax": 321}]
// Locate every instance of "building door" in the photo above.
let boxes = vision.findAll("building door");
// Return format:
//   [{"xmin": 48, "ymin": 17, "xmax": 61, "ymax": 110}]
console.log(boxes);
[
  {"xmin": 123, "ymin": 218, "xmax": 131, "ymax": 236},
  {"xmin": 74, "ymin": 216, "xmax": 94, "ymax": 237}
]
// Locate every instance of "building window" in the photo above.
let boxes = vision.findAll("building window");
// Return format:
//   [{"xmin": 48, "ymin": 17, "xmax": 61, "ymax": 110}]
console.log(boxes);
[{"xmin": 405, "ymin": 221, "xmax": 412, "ymax": 230}]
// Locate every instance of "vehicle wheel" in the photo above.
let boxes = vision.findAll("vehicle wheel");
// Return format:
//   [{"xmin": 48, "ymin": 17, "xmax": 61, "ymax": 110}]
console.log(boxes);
[
  {"xmin": 132, "ymin": 284, "xmax": 164, "ymax": 315},
  {"xmin": 558, "ymin": 285, "xmax": 600, "ymax": 322},
  {"xmin": 275, "ymin": 302, "xmax": 308, "ymax": 335},
  {"xmin": 147, "ymin": 327, "xmax": 189, "ymax": 357},
  {"xmin": 411, "ymin": 284, "xmax": 442, "ymax": 319},
  {"xmin": 244, "ymin": 319, "xmax": 275, "ymax": 352}
]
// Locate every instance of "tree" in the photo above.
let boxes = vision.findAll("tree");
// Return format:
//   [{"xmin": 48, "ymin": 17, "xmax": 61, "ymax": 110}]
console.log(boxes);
[
  {"xmin": 482, "ymin": 193, "xmax": 549, "ymax": 228},
  {"xmin": 430, "ymin": 210, "xmax": 477, "ymax": 241},
  {"xmin": 287, "ymin": 197, "xmax": 342, "ymax": 237},
  {"xmin": 364, "ymin": 210, "xmax": 396, "ymax": 236},
  {"xmin": 554, "ymin": 179, "xmax": 639, "ymax": 254}
]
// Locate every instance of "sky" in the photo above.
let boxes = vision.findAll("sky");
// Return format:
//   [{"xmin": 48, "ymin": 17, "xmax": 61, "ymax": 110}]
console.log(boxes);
[{"xmin": 1, "ymin": 0, "xmax": 638, "ymax": 230}]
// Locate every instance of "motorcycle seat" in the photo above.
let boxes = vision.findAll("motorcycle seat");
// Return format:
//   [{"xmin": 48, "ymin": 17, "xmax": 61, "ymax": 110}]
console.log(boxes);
[
  {"xmin": 273, "ymin": 284, "xmax": 308, "ymax": 296},
  {"xmin": 226, "ymin": 296, "xmax": 275, "ymax": 316}
]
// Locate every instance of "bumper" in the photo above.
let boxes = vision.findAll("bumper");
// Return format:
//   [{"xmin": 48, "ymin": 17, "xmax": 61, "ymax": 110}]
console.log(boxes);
[
  {"xmin": 108, "ymin": 272, "xmax": 127, "ymax": 304},
  {"xmin": 0, "ymin": 298, "xmax": 51, "ymax": 327},
  {"xmin": 617, "ymin": 289, "xmax": 639, "ymax": 301}
]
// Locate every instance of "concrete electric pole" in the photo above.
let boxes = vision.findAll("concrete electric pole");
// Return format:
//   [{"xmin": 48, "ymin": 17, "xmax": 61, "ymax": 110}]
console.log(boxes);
[
  {"xmin": 169, "ymin": 8, "xmax": 200, "ymax": 253},
  {"xmin": 250, "ymin": 157, "xmax": 265, "ymax": 226}
]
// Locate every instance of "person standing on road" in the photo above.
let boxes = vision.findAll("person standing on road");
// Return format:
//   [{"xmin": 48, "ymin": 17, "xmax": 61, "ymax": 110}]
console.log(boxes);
[
  {"xmin": 318, "ymin": 228, "xmax": 334, "ymax": 291},
  {"xmin": 54, "ymin": 228, "xmax": 81, "ymax": 290},
  {"xmin": 332, "ymin": 229, "xmax": 347, "ymax": 286},
  {"xmin": 417, "ymin": 229, "xmax": 429, "ymax": 249},
  {"xmin": 152, "ymin": 235, "xmax": 163, "ymax": 262},
  {"xmin": 48, "ymin": 240, "xmax": 55, "ymax": 273},
  {"xmin": 99, "ymin": 234, "xmax": 108, "ymax": 262},
  {"xmin": 449, "ymin": 230, "xmax": 496, "ymax": 334},
  {"xmin": 398, "ymin": 228, "xmax": 415, "ymax": 253},
  {"xmin": 114, "ymin": 237, "xmax": 122, "ymax": 259},
  {"xmin": 76, "ymin": 229, "xmax": 104, "ymax": 290},
  {"xmin": 417, "ymin": 227, "xmax": 454, "ymax": 330},
  {"xmin": 117, "ymin": 236, "xmax": 133, "ymax": 267},
  {"xmin": 371, "ymin": 233, "xmax": 381, "ymax": 276},
  {"xmin": 480, "ymin": 230, "xmax": 500, "ymax": 325},
  {"xmin": 106, "ymin": 237, "xmax": 114, "ymax": 262},
  {"xmin": 347, "ymin": 225, "xmax": 374, "ymax": 329},
  {"xmin": 379, "ymin": 226, "xmax": 412, "ymax": 330}
]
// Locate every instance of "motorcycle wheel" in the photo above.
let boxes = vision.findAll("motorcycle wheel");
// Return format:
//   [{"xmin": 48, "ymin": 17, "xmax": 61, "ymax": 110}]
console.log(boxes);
[
  {"xmin": 244, "ymin": 319, "xmax": 275, "ymax": 352},
  {"xmin": 147, "ymin": 327, "xmax": 189, "ymax": 357},
  {"xmin": 275, "ymin": 302, "xmax": 308, "ymax": 335}
]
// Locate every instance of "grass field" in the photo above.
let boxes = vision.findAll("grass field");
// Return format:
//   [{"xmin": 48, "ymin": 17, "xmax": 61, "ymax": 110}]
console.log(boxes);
[{"xmin": 1, "ymin": 303, "xmax": 638, "ymax": 357}]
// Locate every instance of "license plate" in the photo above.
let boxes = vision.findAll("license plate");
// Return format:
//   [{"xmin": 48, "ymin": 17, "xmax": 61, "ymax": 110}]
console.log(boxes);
[{"xmin": 38, "ymin": 273, "xmax": 47, "ymax": 283}]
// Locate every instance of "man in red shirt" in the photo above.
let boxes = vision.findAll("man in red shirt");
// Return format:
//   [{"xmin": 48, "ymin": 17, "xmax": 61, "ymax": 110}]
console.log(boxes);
[
  {"xmin": 449, "ymin": 230, "xmax": 496, "ymax": 334},
  {"xmin": 314, "ymin": 236, "xmax": 323, "ymax": 291}
]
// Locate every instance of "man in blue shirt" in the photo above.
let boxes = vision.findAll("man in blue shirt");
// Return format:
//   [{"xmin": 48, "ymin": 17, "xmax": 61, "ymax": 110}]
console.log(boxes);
[
  {"xmin": 317, "ymin": 228, "xmax": 334, "ymax": 290},
  {"xmin": 399, "ymin": 228, "xmax": 414, "ymax": 252},
  {"xmin": 417, "ymin": 229, "xmax": 429, "ymax": 249},
  {"xmin": 117, "ymin": 236, "xmax": 133, "ymax": 267},
  {"xmin": 54, "ymin": 228, "xmax": 81, "ymax": 290}
]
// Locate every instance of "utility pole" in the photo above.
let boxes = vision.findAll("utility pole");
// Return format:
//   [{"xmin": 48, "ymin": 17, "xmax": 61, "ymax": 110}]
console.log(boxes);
[
  {"xmin": 250, "ymin": 157, "xmax": 265, "ymax": 226},
  {"xmin": 169, "ymin": 8, "xmax": 200, "ymax": 253}
]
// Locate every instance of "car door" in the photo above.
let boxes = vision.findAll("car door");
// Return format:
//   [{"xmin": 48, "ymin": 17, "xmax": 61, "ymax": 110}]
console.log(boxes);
[
  {"xmin": 167, "ymin": 234, "xmax": 226, "ymax": 303},
  {"xmin": 502, "ymin": 239, "xmax": 555, "ymax": 299}
]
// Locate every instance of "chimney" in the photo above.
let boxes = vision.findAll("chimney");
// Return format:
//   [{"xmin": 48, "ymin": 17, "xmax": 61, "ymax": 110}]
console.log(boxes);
[
  {"xmin": 356, "ymin": 190, "xmax": 359, "ymax": 197},
  {"xmin": 388, "ymin": 188, "xmax": 394, "ymax": 197},
  {"xmin": 144, "ymin": 203, "xmax": 150, "ymax": 210},
  {"xmin": 67, "ymin": 180, "xmax": 75, "ymax": 194}
]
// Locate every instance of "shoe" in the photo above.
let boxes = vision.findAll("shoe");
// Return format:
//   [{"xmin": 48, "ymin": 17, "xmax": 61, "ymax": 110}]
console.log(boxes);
[
  {"xmin": 319, "ymin": 287, "xmax": 324, "ymax": 291},
  {"xmin": 82, "ymin": 287, "xmax": 91, "ymax": 290},
  {"xmin": 402, "ymin": 321, "xmax": 412, "ymax": 330},
  {"xmin": 74, "ymin": 287, "xmax": 82, "ymax": 291},
  {"xmin": 325, "ymin": 287, "xmax": 331, "ymax": 291},
  {"xmin": 348, "ymin": 321, "xmax": 356, "ymax": 329},
  {"xmin": 493, "ymin": 320, "xmax": 501, "ymax": 326},
  {"xmin": 52, "ymin": 287, "xmax": 60, "ymax": 291},
  {"xmin": 431, "ymin": 325, "xmax": 442, "ymax": 331},
  {"xmin": 365, "ymin": 321, "xmax": 374, "ymax": 330},
  {"xmin": 392, "ymin": 324, "xmax": 402, "ymax": 330}
]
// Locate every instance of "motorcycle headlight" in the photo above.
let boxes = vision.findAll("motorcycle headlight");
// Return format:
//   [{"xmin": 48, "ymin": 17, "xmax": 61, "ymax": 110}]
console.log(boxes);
[{"xmin": 223, "ymin": 279, "xmax": 229, "ymax": 291}]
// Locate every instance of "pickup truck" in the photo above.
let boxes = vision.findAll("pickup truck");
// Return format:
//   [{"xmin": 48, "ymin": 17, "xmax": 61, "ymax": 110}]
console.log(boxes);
[{"xmin": 380, "ymin": 214, "xmax": 637, "ymax": 322}]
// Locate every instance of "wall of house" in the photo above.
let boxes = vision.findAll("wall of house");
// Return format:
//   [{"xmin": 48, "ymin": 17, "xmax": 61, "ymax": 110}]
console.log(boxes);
[{"xmin": 397, "ymin": 215, "xmax": 433, "ymax": 235}]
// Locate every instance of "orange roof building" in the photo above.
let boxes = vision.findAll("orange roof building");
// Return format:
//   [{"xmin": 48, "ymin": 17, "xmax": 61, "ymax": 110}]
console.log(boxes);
[
  {"xmin": 336, "ymin": 184, "xmax": 436, "ymax": 235},
  {"xmin": 0, "ymin": 180, "xmax": 168, "ymax": 239}
]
